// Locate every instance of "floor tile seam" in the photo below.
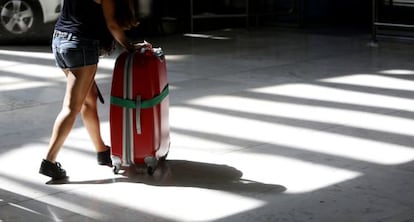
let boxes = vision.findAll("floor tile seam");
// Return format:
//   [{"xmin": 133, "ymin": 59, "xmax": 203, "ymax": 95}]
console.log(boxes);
[
  {"xmin": 130, "ymin": 85, "xmax": 414, "ymax": 149},
  {"xmin": 167, "ymin": 86, "xmax": 413, "ymax": 137},
  {"xmin": 207, "ymin": 49, "xmax": 372, "ymax": 79},
  {"xmin": 372, "ymin": 43, "xmax": 414, "ymax": 55},
  {"xmin": 312, "ymin": 119, "xmax": 414, "ymax": 151},
  {"xmin": 30, "ymin": 184, "xmax": 98, "ymax": 208},
  {"xmin": 204, "ymin": 65, "xmax": 306, "ymax": 83},
  {"xmin": 206, "ymin": 121, "xmax": 414, "ymax": 172},
  {"xmin": 373, "ymin": 49, "xmax": 414, "ymax": 57},
  {"xmin": 0, "ymin": 101, "xmax": 61, "ymax": 114},
  {"xmin": 0, "ymin": 124, "xmax": 49, "ymax": 137},
  {"xmin": 161, "ymin": 53, "xmax": 371, "ymax": 83},
  {"xmin": 168, "ymin": 77, "xmax": 246, "ymax": 92},
  {"xmin": 362, "ymin": 192, "xmax": 414, "ymax": 211},
  {"xmin": 162, "ymin": 36, "xmax": 366, "ymax": 57},
  {"xmin": 0, "ymin": 195, "xmax": 83, "ymax": 222},
  {"xmin": 216, "ymin": 142, "xmax": 271, "ymax": 156},
  {"xmin": 301, "ymin": 48, "xmax": 375, "ymax": 64},
  {"xmin": 209, "ymin": 140, "xmax": 379, "ymax": 174},
  {"xmin": 0, "ymin": 188, "xmax": 80, "ymax": 212}
]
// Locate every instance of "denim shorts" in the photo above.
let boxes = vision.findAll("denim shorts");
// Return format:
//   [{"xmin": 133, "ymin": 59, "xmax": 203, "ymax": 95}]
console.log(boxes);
[{"xmin": 52, "ymin": 30, "xmax": 99, "ymax": 69}]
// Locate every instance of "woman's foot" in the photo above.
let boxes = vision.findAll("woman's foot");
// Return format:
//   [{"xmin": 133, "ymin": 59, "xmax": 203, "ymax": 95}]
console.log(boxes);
[
  {"xmin": 97, "ymin": 146, "xmax": 112, "ymax": 167},
  {"xmin": 39, "ymin": 159, "xmax": 67, "ymax": 180}
]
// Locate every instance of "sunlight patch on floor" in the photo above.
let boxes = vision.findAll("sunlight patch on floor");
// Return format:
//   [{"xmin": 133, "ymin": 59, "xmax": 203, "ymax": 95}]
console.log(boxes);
[
  {"xmin": 0, "ymin": 81, "xmax": 54, "ymax": 92},
  {"xmin": 320, "ymin": 73, "xmax": 414, "ymax": 92},
  {"xmin": 0, "ymin": 50, "xmax": 54, "ymax": 60},
  {"xmin": 0, "ymin": 141, "xmax": 265, "ymax": 222},
  {"xmin": 1, "ymin": 64, "xmax": 61, "ymax": 79},
  {"xmin": 97, "ymin": 57, "xmax": 116, "ymax": 70},
  {"xmin": 166, "ymin": 54, "xmax": 191, "ymax": 61},
  {"xmin": 184, "ymin": 33, "xmax": 232, "ymax": 40},
  {"xmin": 380, "ymin": 69, "xmax": 414, "ymax": 75},
  {"xmin": 0, "ymin": 76, "xmax": 23, "ymax": 84},
  {"xmin": 0, "ymin": 59, "xmax": 19, "ymax": 67},
  {"xmin": 224, "ymin": 152, "xmax": 362, "ymax": 194},
  {"xmin": 79, "ymin": 185, "xmax": 265, "ymax": 222},
  {"xmin": 171, "ymin": 105, "xmax": 414, "ymax": 165},
  {"xmin": 0, "ymin": 62, "xmax": 61, "ymax": 92},
  {"xmin": 185, "ymin": 94, "xmax": 414, "ymax": 137},
  {"xmin": 250, "ymin": 83, "xmax": 414, "ymax": 113}
]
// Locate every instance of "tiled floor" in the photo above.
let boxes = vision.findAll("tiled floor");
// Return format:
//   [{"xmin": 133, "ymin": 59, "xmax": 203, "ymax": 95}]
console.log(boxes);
[{"xmin": 1, "ymin": 27, "xmax": 414, "ymax": 221}]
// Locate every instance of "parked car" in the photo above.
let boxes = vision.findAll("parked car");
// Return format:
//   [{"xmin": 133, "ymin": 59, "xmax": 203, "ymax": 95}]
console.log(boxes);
[{"xmin": 0, "ymin": 0, "xmax": 61, "ymax": 41}]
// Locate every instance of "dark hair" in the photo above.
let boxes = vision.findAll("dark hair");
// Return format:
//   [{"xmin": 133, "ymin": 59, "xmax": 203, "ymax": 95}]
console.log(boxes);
[{"xmin": 114, "ymin": 0, "xmax": 139, "ymax": 30}]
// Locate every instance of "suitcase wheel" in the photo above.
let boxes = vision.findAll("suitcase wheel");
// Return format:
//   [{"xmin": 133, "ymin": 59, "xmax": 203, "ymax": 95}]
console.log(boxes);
[
  {"xmin": 147, "ymin": 166, "xmax": 155, "ymax": 175},
  {"xmin": 113, "ymin": 165, "xmax": 121, "ymax": 174},
  {"xmin": 159, "ymin": 151, "xmax": 169, "ymax": 161},
  {"xmin": 159, "ymin": 142, "xmax": 171, "ymax": 161},
  {"xmin": 112, "ymin": 156, "xmax": 122, "ymax": 174},
  {"xmin": 144, "ymin": 156, "xmax": 158, "ymax": 175}
]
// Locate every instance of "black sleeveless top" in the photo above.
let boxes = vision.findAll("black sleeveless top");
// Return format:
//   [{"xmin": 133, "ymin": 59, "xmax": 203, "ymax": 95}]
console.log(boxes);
[{"xmin": 55, "ymin": 0, "xmax": 108, "ymax": 40}]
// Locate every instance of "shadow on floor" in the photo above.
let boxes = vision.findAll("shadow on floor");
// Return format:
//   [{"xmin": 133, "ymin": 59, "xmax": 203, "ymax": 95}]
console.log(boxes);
[{"xmin": 47, "ymin": 160, "xmax": 287, "ymax": 194}]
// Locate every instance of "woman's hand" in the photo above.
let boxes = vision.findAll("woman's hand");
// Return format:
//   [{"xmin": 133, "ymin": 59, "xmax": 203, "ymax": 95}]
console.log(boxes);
[
  {"xmin": 125, "ymin": 41, "xmax": 152, "ymax": 53},
  {"xmin": 133, "ymin": 41, "xmax": 152, "ymax": 51}
]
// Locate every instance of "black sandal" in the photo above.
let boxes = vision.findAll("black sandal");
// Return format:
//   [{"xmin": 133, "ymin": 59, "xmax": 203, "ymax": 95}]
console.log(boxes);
[
  {"xmin": 97, "ymin": 146, "xmax": 112, "ymax": 167},
  {"xmin": 39, "ymin": 159, "xmax": 67, "ymax": 180}
]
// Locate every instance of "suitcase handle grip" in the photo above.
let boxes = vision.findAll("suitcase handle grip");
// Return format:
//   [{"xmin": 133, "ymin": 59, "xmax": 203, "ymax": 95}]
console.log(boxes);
[{"xmin": 132, "ymin": 42, "xmax": 164, "ymax": 59}]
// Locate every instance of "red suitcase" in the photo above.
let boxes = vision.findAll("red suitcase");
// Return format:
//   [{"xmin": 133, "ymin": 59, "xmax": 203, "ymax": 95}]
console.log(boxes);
[{"xmin": 109, "ymin": 48, "xmax": 170, "ymax": 174}]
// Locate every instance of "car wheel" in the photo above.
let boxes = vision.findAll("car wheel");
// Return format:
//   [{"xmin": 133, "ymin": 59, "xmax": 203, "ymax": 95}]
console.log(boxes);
[{"xmin": 0, "ymin": 0, "xmax": 41, "ymax": 38}]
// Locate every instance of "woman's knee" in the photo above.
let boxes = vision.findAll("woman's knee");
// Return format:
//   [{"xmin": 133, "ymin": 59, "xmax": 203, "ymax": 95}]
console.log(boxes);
[
  {"xmin": 83, "ymin": 88, "xmax": 98, "ymax": 108},
  {"xmin": 60, "ymin": 105, "xmax": 81, "ymax": 120},
  {"xmin": 81, "ymin": 102, "xmax": 96, "ymax": 114},
  {"xmin": 63, "ymin": 94, "xmax": 86, "ymax": 115},
  {"xmin": 81, "ymin": 95, "xmax": 98, "ymax": 116}
]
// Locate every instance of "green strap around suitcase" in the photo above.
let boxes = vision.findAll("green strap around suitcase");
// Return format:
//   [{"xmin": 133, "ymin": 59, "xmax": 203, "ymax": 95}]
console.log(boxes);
[{"xmin": 110, "ymin": 85, "xmax": 169, "ymax": 109}]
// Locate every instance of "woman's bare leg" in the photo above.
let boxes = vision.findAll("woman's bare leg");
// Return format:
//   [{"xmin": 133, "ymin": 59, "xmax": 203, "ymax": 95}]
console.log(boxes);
[
  {"xmin": 46, "ymin": 64, "xmax": 98, "ymax": 162},
  {"xmin": 81, "ymin": 81, "xmax": 107, "ymax": 152}
]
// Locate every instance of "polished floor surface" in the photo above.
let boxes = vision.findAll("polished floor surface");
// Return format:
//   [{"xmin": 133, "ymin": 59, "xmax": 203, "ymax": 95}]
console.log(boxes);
[{"xmin": 1, "ymin": 27, "xmax": 414, "ymax": 221}]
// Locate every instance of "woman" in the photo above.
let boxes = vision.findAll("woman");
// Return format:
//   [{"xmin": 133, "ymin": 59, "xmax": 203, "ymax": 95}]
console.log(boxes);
[{"xmin": 39, "ymin": 0, "xmax": 145, "ymax": 180}]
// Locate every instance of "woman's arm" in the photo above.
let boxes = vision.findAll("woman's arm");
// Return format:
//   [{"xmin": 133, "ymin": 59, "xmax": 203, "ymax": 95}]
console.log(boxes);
[{"xmin": 101, "ymin": 0, "xmax": 135, "ymax": 51}]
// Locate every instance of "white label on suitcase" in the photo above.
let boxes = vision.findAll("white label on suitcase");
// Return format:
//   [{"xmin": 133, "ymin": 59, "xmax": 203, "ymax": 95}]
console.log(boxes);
[{"xmin": 135, "ymin": 95, "xmax": 142, "ymax": 134}]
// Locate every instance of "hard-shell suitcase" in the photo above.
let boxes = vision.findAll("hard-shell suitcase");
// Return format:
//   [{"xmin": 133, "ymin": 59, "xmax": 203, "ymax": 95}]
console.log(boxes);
[{"xmin": 109, "ymin": 48, "xmax": 170, "ymax": 174}]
